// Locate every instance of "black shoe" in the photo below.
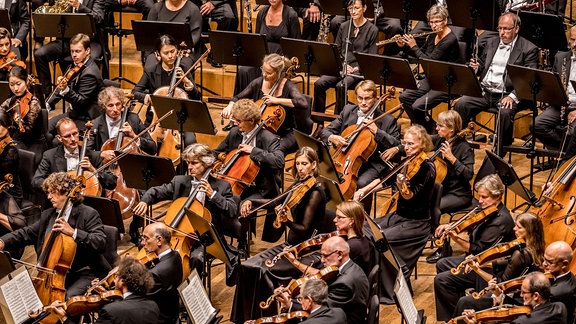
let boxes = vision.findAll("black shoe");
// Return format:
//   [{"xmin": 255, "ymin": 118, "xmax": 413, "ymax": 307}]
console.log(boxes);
[
  {"xmin": 237, "ymin": 242, "xmax": 248, "ymax": 259},
  {"xmin": 222, "ymin": 122, "xmax": 234, "ymax": 131},
  {"xmin": 129, "ymin": 231, "xmax": 141, "ymax": 246},
  {"xmin": 426, "ymin": 247, "xmax": 444, "ymax": 263},
  {"xmin": 207, "ymin": 53, "xmax": 223, "ymax": 68}
]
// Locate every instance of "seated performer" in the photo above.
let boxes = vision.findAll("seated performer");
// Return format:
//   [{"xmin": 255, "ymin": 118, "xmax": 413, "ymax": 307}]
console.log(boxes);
[
  {"xmin": 396, "ymin": 4, "xmax": 461, "ymax": 133},
  {"xmin": 275, "ymin": 237, "xmax": 369, "ymax": 324},
  {"xmin": 0, "ymin": 112, "xmax": 23, "ymax": 203},
  {"xmin": 46, "ymin": 33, "xmax": 105, "ymax": 136},
  {"xmin": 0, "ymin": 28, "xmax": 26, "ymax": 82},
  {"xmin": 319, "ymin": 79, "xmax": 400, "ymax": 208},
  {"xmin": 139, "ymin": 222, "xmax": 183, "ymax": 324},
  {"xmin": 230, "ymin": 146, "xmax": 330, "ymax": 323},
  {"xmin": 32, "ymin": 117, "xmax": 117, "ymax": 193},
  {"xmin": 434, "ymin": 174, "xmax": 516, "ymax": 321},
  {"xmin": 222, "ymin": 54, "xmax": 307, "ymax": 155},
  {"xmin": 4, "ymin": 0, "xmax": 29, "ymax": 60},
  {"xmin": 94, "ymin": 256, "xmax": 160, "ymax": 324},
  {"xmin": 455, "ymin": 12, "xmax": 538, "ymax": 156},
  {"xmin": 312, "ymin": 0, "xmax": 378, "ymax": 129},
  {"xmin": 214, "ymin": 99, "xmax": 284, "ymax": 245},
  {"xmin": 453, "ymin": 212, "xmax": 546, "ymax": 316},
  {"xmin": 542, "ymin": 241, "xmax": 576, "ymax": 324},
  {"xmin": 0, "ymin": 66, "xmax": 47, "ymax": 165},
  {"xmin": 0, "ymin": 172, "xmax": 106, "ymax": 298}
]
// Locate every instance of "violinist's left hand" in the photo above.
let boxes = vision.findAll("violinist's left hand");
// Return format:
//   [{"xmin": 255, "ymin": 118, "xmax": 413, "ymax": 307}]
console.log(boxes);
[
  {"xmin": 396, "ymin": 173, "xmax": 408, "ymax": 191},
  {"xmin": 53, "ymin": 218, "xmax": 75, "ymax": 237},
  {"xmin": 362, "ymin": 118, "xmax": 378, "ymax": 134},
  {"xmin": 464, "ymin": 260, "xmax": 480, "ymax": 274},
  {"xmin": 199, "ymin": 179, "xmax": 214, "ymax": 198},
  {"xmin": 274, "ymin": 286, "xmax": 291, "ymax": 309},
  {"xmin": 461, "ymin": 309, "xmax": 478, "ymax": 324},
  {"xmin": 55, "ymin": 76, "xmax": 68, "ymax": 91},
  {"xmin": 238, "ymin": 144, "xmax": 254, "ymax": 155},
  {"xmin": 440, "ymin": 142, "xmax": 456, "ymax": 164},
  {"xmin": 121, "ymin": 122, "xmax": 136, "ymax": 138},
  {"xmin": 11, "ymin": 39, "xmax": 21, "ymax": 48},
  {"xmin": 274, "ymin": 205, "xmax": 292, "ymax": 223}
]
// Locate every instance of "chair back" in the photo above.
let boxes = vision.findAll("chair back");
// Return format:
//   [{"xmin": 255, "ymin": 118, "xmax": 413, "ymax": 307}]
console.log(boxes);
[
  {"xmin": 366, "ymin": 294, "xmax": 380, "ymax": 324},
  {"xmin": 294, "ymin": 94, "xmax": 314, "ymax": 134}
]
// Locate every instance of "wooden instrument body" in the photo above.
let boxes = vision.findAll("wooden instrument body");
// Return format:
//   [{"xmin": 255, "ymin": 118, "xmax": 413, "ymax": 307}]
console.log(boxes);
[
  {"xmin": 256, "ymin": 98, "xmax": 286, "ymax": 134},
  {"xmin": 67, "ymin": 170, "xmax": 101, "ymax": 196},
  {"xmin": 434, "ymin": 158, "xmax": 448, "ymax": 183},
  {"xmin": 254, "ymin": 311, "xmax": 309, "ymax": 324},
  {"xmin": 217, "ymin": 149, "xmax": 260, "ymax": 195},
  {"xmin": 434, "ymin": 205, "xmax": 498, "ymax": 246},
  {"xmin": 65, "ymin": 289, "xmax": 123, "ymax": 317},
  {"xmin": 451, "ymin": 238, "xmax": 525, "ymax": 275},
  {"xmin": 151, "ymin": 86, "xmax": 188, "ymax": 166}
]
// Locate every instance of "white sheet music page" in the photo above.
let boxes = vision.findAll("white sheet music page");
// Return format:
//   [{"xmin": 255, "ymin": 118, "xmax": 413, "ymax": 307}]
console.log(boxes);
[
  {"xmin": 1, "ymin": 269, "xmax": 43, "ymax": 324},
  {"xmin": 179, "ymin": 270, "xmax": 216, "ymax": 324}
]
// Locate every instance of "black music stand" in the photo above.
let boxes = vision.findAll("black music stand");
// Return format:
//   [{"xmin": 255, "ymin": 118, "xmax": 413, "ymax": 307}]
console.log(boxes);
[
  {"xmin": 83, "ymin": 195, "xmax": 125, "ymax": 233},
  {"xmin": 280, "ymin": 38, "xmax": 342, "ymax": 95},
  {"xmin": 355, "ymin": 53, "xmax": 418, "ymax": 91},
  {"xmin": 0, "ymin": 82, "xmax": 9, "ymax": 103},
  {"xmin": 184, "ymin": 208, "xmax": 232, "ymax": 297},
  {"xmin": 317, "ymin": 176, "xmax": 344, "ymax": 210},
  {"xmin": 380, "ymin": 0, "xmax": 433, "ymax": 33},
  {"xmin": 517, "ymin": 11, "xmax": 568, "ymax": 52},
  {"xmin": 209, "ymin": 30, "xmax": 268, "ymax": 68},
  {"xmin": 420, "ymin": 59, "xmax": 483, "ymax": 107},
  {"xmin": 0, "ymin": 252, "xmax": 15, "ymax": 280},
  {"xmin": 446, "ymin": 0, "xmax": 499, "ymax": 30},
  {"xmin": 151, "ymin": 95, "xmax": 216, "ymax": 173},
  {"xmin": 132, "ymin": 21, "xmax": 193, "ymax": 52},
  {"xmin": 294, "ymin": 129, "xmax": 342, "ymax": 183},
  {"xmin": 506, "ymin": 63, "xmax": 568, "ymax": 191}
]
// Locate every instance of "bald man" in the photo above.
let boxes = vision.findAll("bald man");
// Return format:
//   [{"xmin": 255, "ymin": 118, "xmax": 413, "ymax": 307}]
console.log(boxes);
[
  {"xmin": 543, "ymin": 241, "xmax": 576, "ymax": 324},
  {"xmin": 140, "ymin": 223, "xmax": 183, "ymax": 324}
]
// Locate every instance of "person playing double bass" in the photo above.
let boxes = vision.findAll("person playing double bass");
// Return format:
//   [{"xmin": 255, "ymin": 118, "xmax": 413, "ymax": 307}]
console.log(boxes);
[
  {"xmin": 320, "ymin": 79, "xmax": 400, "ymax": 211},
  {"xmin": 0, "ymin": 172, "xmax": 106, "ymax": 298}
]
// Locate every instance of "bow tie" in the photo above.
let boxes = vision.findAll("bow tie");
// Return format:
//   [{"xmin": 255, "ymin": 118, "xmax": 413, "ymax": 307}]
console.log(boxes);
[
  {"xmin": 64, "ymin": 152, "xmax": 79, "ymax": 159},
  {"xmin": 357, "ymin": 110, "xmax": 367, "ymax": 119},
  {"xmin": 109, "ymin": 119, "xmax": 121, "ymax": 127},
  {"xmin": 499, "ymin": 43, "xmax": 511, "ymax": 51}
]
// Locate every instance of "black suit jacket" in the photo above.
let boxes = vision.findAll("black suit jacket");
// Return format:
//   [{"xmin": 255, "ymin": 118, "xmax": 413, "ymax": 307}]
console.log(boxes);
[
  {"xmin": 132, "ymin": 57, "xmax": 199, "ymax": 102},
  {"xmin": 302, "ymin": 305, "xmax": 347, "ymax": 324},
  {"xmin": 96, "ymin": 294, "xmax": 160, "ymax": 324},
  {"xmin": 327, "ymin": 260, "xmax": 369, "ymax": 324},
  {"xmin": 214, "ymin": 127, "xmax": 284, "ymax": 200},
  {"xmin": 551, "ymin": 272, "xmax": 576, "ymax": 324},
  {"xmin": 468, "ymin": 202, "xmax": 515, "ymax": 255},
  {"xmin": 478, "ymin": 36, "xmax": 539, "ymax": 97},
  {"xmin": 32, "ymin": 145, "xmax": 117, "ymax": 191},
  {"xmin": 47, "ymin": 58, "xmax": 104, "ymax": 120},
  {"xmin": 320, "ymin": 104, "xmax": 401, "ymax": 174},
  {"xmin": 147, "ymin": 249, "xmax": 183, "ymax": 324},
  {"xmin": 5, "ymin": 0, "xmax": 29, "ymax": 43},
  {"xmin": 86, "ymin": 112, "xmax": 157, "ymax": 155},
  {"xmin": 0, "ymin": 203, "xmax": 106, "ymax": 276},
  {"xmin": 512, "ymin": 301, "xmax": 567, "ymax": 324}
]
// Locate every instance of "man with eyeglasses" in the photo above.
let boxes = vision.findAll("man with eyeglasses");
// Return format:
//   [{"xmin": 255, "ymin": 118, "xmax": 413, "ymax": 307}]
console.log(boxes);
[
  {"xmin": 542, "ymin": 241, "xmax": 576, "ymax": 323},
  {"xmin": 275, "ymin": 236, "xmax": 368, "ymax": 324},
  {"xmin": 455, "ymin": 12, "xmax": 538, "ymax": 156},
  {"xmin": 319, "ymin": 80, "xmax": 401, "ymax": 209},
  {"xmin": 32, "ymin": 117, "xmax": 116, "ymax": 193}
]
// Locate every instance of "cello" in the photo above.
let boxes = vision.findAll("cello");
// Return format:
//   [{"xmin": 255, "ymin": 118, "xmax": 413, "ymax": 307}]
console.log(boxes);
[
  {"xmin": 330, "ymin": 88, "xmax": 396, "ymax": 199},
  {"xmin": 68, "ymin": 122, "xmax": 101, "ymax": 196}
]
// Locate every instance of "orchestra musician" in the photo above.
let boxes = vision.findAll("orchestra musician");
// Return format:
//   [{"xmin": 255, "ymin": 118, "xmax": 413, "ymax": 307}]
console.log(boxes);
[
  {"xmin": 191, "ymin": 0, "xmax": 238, "ymax": 32},
  {"xmin": 396, "ymin": 4, "xmax": 461, "ymax": 133},
  {"xmin": 453, "ymin": 212, "xmax": 546, "ymax": 316},
  {"xmin": 0, "ymin": 66, "xmax": 48, "ymax": 165},
  {"xmin": 222, "ymin": 53, "xmax": 307, "ymax": 155},
  {"xmin": 461, "ymin": 272, "xmax": 567, "ymax": 324},
  {"xmin": 434, "ymin": 174, "xmax": 516, "ymax": 321},
  {"xmin": 312, "ymin": 0, "xmax": 378, "ymax": 131},
  {"xmin": 321, "ymin": 79, "xmax": 400, "ymax": 211},
  {"xmin": 139, "ymin": 222, "xmax": 183, "ymax": 324},
  {"xmin": 455, "ymin": 12, "xmax": 538, "ymax": 156},
  {"xmin": 94, "ymin": 256, "xmax": 160, "ymax": 324},
  {"xmin": 532, "ymin": 25, "xmax": 576, "ymax": 155},
  {"xmin": 0, "ymin": 172, "xmax": 106, "ymax": 298},
  {"xmin": 0, "ymin": 28, "xmax": 26, "ymax": 82},
  {"xmin": 542, "ymin": 241, "xmax": 576, "ymax": 324},
  {"xmin": 215, "ymin": 99, "xmax": 284, "ymax": 246},
  {"xmin": 32, "ymin": 117, "xmax": 117, "ymax": 193},
  {"xmin": 4, "ymin": 0, "xmax": 29, "ymax": 60},
  {"xmin": 230, "ymin": 146, "xmax": 330, "ymax": 323},
  {"xmin": 274, "ymin": 237, "xmax": 369, "ymax": 324},
  {"xmin": 46, "ymin": 33, "xmax": 105, "ymax": 136},
  {"xmin": 0, "ymin": 111, "xmax": 23, "ymax": 204}
]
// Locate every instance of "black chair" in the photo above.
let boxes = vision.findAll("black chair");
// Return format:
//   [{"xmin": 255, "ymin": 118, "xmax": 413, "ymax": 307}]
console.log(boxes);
[
  {"xmin": 41, "ymin": 108, "xmax": 53, "ymax": 149},
  {"xmin": 294, "ymin": 94, "xmax": 314, "ymax": 135},
  {"xmin": 367, "ymin": 264, "xmax": 380, "ymax": 299},
  {"xmin": 366, "ymin": 294, "xmax": 380, "ymax": 324},
  {"xmin": 98, "ymin": 225, "xmax": 120, "ymax": 277},
  {"xmin": 17, "ymin": 148, "xmax": 45, "ymax": 212}
]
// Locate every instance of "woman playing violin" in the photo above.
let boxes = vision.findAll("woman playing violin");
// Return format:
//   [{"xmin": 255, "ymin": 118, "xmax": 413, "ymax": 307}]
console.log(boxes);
[
  {"xmin": 0, "ymin": 66, "xmax": 47, "ymax": 165},
  {"xmin": 222, "ymin": 54, "xmax": 307, "ymax": 155},
  {"xmin": 435, "ymin": 174, "xmax": 516, "ymax": 322},
  {"xmin": 0, "ymin": 28, "xmax": 26, "ymax": 82},
  {"xmin": 231, "ymin": 146, "xmax": 331, "ymax": 323},
  {"xmin": 453, "ymin": 212, "xmax": 546, "ymax": 316}
]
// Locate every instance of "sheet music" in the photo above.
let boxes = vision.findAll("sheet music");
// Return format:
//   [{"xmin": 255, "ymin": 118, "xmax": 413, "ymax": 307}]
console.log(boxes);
[
  {"xmin": 394, "ymin": 272, "xmax": 419, "ymax": 324},
  {"xmin": 0, "ymin": 270, "xmax": 43, "ymax": 324},
  {"xmin": 179, "ymin": 271, "xmax": 216, "ymax": 324}
]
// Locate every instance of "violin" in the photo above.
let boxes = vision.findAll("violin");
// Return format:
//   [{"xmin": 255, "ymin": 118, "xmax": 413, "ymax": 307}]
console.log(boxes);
[
  {"xmin": 46, "ymin": 63, "xmax": 85, "ymax": 106},
  {"xmin": 256, "ymin": 57, "xmax": 299, "ymax": 134},
  {"xmin": 434, "ymin": 204, "xmax": 499, "ymax": 246},
  {"xmin": 471, "ymin": 272, "xmax": 554, "ymax": 299},
  {"xmin": 451, "ymin": 238, "xmax": 526, "ymax": 275},
  {"xmin": 0, "ymin": 51, "xmax": 26, "ymax": 71},
  {"xmin": 254, "ymin": 311, "xmax": 309, "ymax": 324},
  {"xmin": 331, "ymin": 88, "xmax": 396, "ymax": 200},
  {"xmin": 7, "ymin": 91, "xmax": 32, "ymax": 133},
  {"xmin": 68, "ymin": 122, "xmax": 102, "ymax": 196},
  {"xmin": 273, "ymin": 176, "xmax": 317, "ymax": 228},
  {"xmin": 65, "ymin": 289, "xmax": 123, "ymax": 317},
  {"xmin": 260, "ymin": 265, "xmax": 339, "ymax": 309},
  {"xmin": 447, "ymin": 305, "xmax": 531, "ymax": 324},
  {"xmin": 430, "ymin": 122, "xmax": 475, "ymax": 183},
  {"xmin": 265, "ymin": 230, "xmax": 346, "ymax": 267}
]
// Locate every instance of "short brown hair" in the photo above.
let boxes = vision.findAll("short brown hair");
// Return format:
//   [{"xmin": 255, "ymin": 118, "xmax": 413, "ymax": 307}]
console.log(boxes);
[
  {"xmin": 70, "ymin": 33, "xmax": 90, "ymax": 50},
  {"xmin": 355, "ymin": 80, "xmax": 377, "ymax": 99},
  {"xmin": 41, "ymin": 172, "xmax": 83, "ymax": 202}
]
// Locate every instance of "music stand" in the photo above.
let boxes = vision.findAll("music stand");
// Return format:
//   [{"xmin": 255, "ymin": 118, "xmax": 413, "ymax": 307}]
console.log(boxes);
[
  {"xmin": 420, "ymin": 59, "xmax": 483, "ymax": 107},
  {"xmin": 184, "ymin": 208, "xmax": 232, "ymax": 296},
  {"xmin": 517, "ymin": 11, "xmax": 567, "ymax": 52},
  {"xmin": 82, "ymin": 195, "xmax": 125, "ymax": 234},
  {"xmin": 280, "ymin": 38, "xmax": 342, "ymax": 94},
  {"xmin": 294, "ymin": 130, "xmax": 341, "ymax": 183},
  {"xmin": 317, "ymin": 176, "xmax": 344, "ymax": 210},
  {"xmin": 132, "ymin": 21, "xmax": 193, "ymax": 52},
  {"xmin": 0, "ymin": 82, "xmax": 10, "ymax": 103},
  {"xmin": 0, "ymin": 252, "xmax": 15, "ymax": 280},
  {"xmin": 506, "ymin": 63, "xmax": 568, "ymax": 190},
  {"xmin": 381, "ymin": 0, "xmax": 434, "ymax": 33},
  {"xmin": 446, "ymin": 0, "xmax": 499, "ymax": 31},
  {"xmin": 355, "ymin": 53, "xmax": 418, "ymax": 91}
]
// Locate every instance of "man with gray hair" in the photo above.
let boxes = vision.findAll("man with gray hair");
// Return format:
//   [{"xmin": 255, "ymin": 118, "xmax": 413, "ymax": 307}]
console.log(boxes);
[
  {"xmin": 511, "ymin": 272, "xmax": 566, "ymax": 323},
  {"xmin": 297, "ymin": 279, "xmax": 347, "ymax": 323},
  {"xmin": 542, "ymin": 241, "xmax": 576, "ymax": 323}
]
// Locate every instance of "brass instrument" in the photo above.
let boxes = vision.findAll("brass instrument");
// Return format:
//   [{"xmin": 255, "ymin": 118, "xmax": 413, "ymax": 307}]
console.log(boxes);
[
  {"xmin": 34, "ymin": 0, "xmax": 70, "ymax": 13},
  {"xmin": 316, "ymin": 13, "xmax": 330, "ymax": 43},
  {"xmin": 376, "ymin": 29, "xmax": 440, "ymax": 47}
]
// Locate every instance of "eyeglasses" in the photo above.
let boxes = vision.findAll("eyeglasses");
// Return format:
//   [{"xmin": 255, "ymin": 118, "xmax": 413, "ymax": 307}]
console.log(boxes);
[
  {"xmin": 497, "ymin": 26, "xmax": 515, "ymax": 31},
  {"xmin": 429, "ymin": 19, "xmax": 445, "ymax": 25},
  {"xmin": 296, "ymin": 295, "xmax": 308, "ymax": 302},
  {"xmin": 320, "ymin": 250, "xmax": 339, "ymax": 259},
  {"xmin": 543, "ymin": 257, "xmax": 559, "ymax": 264}
]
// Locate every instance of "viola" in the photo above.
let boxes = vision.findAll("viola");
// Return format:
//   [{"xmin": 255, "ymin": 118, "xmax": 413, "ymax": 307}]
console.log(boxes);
[
  {"xmin": 260, "ymin": 265, "xmax": 339, "ymax": 309},
  {"xmin": 0, "ymin": 51, "xmax": 26, "ymax": 71},
  {"xmin": 450, "ymin": 238, "xmax": 526, "ymax": 275},
  {"xmin": 331, "ymin": 89, "xmax": 396, "ymax": 200},
  {"xmin": 254, "ymin": 311, "xmax": 309, "ymax": 324},
  {"xmin": 447, "ymin": 305, "xmax": 531, "ymax": 324},
  {"xmin": 67, "ymin": 122, "xmax": 102, "ymax": 196},
  {"xmin": 46, "ymin": 63, "xmax": 85, "ymax": 105},
  {"xmin": 429, "ymin": 122, "xmax": 474, "ymax": 183},
  {"xmin": 265, "ymin": 230, "xmax": 346, "ymax": 267},
  {"xmin": 273, "ymin": 176, "xmax": 317, "ymax": 228},
  {"xmin": 434, "ymin": 204, "xmax": 499, "ymax": 246},
  {"xmin": 471, "ymin": 272, "xmax": 554, "ymax": 299}
]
